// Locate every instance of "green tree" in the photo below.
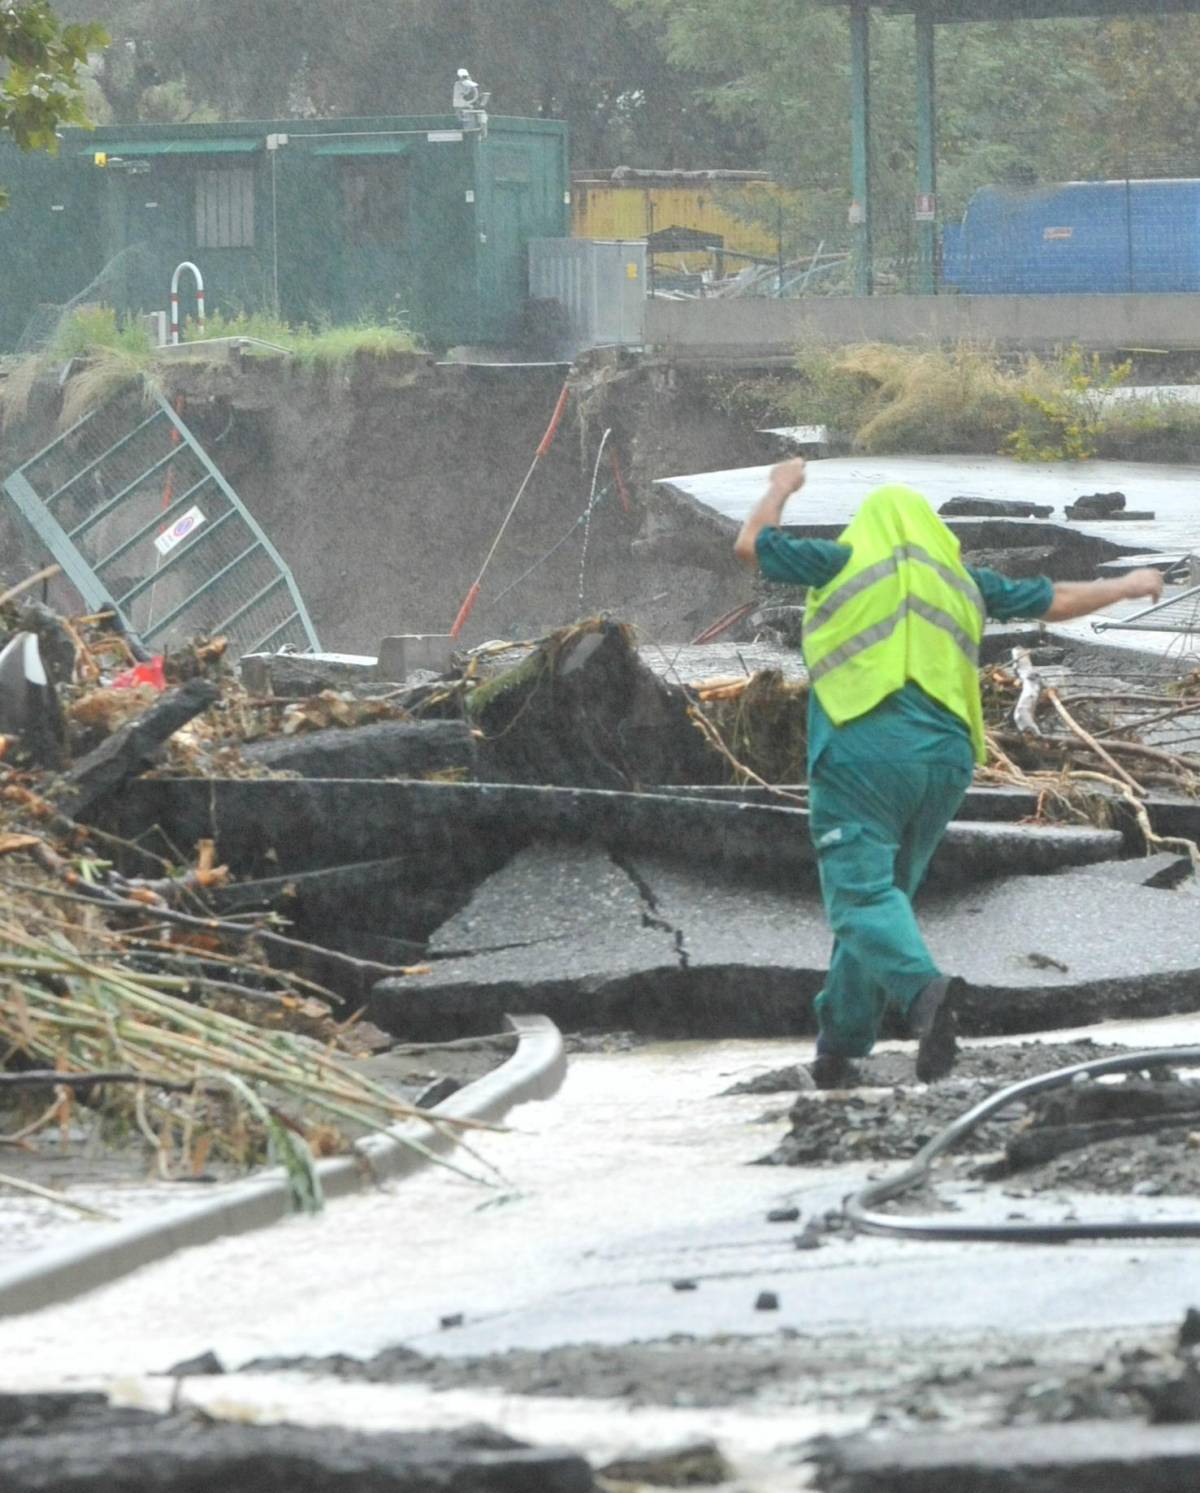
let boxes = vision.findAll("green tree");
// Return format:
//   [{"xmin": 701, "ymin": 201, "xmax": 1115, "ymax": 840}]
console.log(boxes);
[
  {"xmin": 1, "ymin": 0, "xmax": 108, "ymax": 203},
  {"xmin": 64, "ymin": 0, "xmax": 755, "ymax": 166},
  {"xmin": 1059, "ymin": 16, "xmax": 1200, "ymax": 175}
]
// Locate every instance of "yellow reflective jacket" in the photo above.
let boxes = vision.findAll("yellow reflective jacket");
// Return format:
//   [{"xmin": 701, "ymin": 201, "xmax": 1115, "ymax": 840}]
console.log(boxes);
[{"xmin": 802, "ymin": 485, "xmax": 987, "ymax": 763}]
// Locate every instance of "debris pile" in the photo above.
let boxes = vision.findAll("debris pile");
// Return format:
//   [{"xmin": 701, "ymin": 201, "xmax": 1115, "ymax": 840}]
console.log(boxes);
[
  {"xmin": 397, "ymin": 618, "xmax": 1200, "ymax": 826},
  {"xmin": 754, "ymin": 1040, "xmax": 1139, "ymax": 1167},
  {"xmin": 1005, "ymin": 1312, "xmax": 1200, "ymax": 1426},
  {"xmin": 4, "ymin": 584, "xmax": 1200, "ymax": 1206},
  {"xmin": 0, "ymin": 599, "xmax": 485, "ymax": 1205}
]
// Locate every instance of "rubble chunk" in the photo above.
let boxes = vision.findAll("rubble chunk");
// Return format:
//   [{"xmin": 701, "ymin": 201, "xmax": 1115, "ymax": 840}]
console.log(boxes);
[
  {"xmin": 55, "ymin": 677, "xmax": 219, "ymax": 818},
  {"xmin": 810, "ymin": 1420, "xmax": 1200, "ymax": 1492},
  {"xmin": 940, "ymin": 496, "xmax": 1054, "ymax": 519},
  {"xmin": 599, "ymin": 1439, "xmax": 732, "ymax": 1486}
]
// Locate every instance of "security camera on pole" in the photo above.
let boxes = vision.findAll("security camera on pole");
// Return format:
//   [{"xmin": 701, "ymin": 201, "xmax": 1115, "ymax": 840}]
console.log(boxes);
[{"xmin": 452, "ymin": 67, "xmax": 490, "ymax": 134}]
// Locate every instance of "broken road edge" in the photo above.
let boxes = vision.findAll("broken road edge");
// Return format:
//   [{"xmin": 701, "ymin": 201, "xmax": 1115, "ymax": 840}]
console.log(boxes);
[{"xmin": 0, "ymin": 1014, "xmax": 566, "ymax": 1320}]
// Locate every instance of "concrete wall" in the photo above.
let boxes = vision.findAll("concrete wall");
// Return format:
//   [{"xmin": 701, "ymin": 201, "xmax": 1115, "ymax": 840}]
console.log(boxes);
[{"xmin": 645, "ymin": 293, "xmax": 1200, "ymax": 358}]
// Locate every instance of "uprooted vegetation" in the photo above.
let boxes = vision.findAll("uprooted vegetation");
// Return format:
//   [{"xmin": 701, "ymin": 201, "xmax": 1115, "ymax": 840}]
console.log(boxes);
[
  {"xmin": 411, "ymin": 617, "xmax": 1200, "ymax": 821},
  {"xmin": 0, "ymin": 606, "xmax": 484, "ymax": 1206}
]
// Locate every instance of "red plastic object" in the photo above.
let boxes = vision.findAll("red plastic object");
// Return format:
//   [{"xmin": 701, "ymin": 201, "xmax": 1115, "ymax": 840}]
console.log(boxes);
[
  {"xmin": 449, "ymin": 582, "xmax": 482, "ymax": 640},
  {"xmin": 535, "ymin": 383, "xmax": 570, "ymax": 458},
  {"xmin": 110, "ymin": 655, "xmax": 166, "ymax": 691}
]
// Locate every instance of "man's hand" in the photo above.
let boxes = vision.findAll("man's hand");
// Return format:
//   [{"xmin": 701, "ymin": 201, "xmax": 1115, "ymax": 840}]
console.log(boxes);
[
  {"xmin": 769, "ymin": 457, "xmax": 808, "ymax": 500},
  {"xmin": 1044, "ymin": 566, "xmax": 1166, "ymax": 623},
  {"xmin": 733, "ymin": 458, "xmax": 809, "ymax": 567},
  {"xmin": 1119, "ymin": 567, "xmax": 1165, "ymax": 604}
]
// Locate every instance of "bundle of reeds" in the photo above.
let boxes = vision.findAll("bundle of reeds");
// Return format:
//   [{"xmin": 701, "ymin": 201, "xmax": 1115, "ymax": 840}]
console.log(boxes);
[{"xmin": 0, "ymin": 897, "xmax": 490, "ymax": 1210}]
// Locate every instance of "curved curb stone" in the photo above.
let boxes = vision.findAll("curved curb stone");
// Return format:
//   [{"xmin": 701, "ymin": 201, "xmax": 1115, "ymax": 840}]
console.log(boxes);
[{"xmin": 0, "ymin": 1014, "xmax": 564, "ymax": 1320}]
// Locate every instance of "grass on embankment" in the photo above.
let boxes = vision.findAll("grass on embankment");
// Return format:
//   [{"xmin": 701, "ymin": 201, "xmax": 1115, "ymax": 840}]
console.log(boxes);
[
  {"xmin": 1, "ymin": 307, "xmax": 420, "ymax": 429},
  {"xmin": 715, "ymin": 342, "xmax": 1200, "ymax": 463},
  {"xmin": 183, "ymin": 311, "xmax": 418, "ymax": 366}
]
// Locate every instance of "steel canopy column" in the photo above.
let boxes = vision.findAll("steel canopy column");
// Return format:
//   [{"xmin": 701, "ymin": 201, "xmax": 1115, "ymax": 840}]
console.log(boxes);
[
  {"xmin": 914, "ymin": 6, "xmax": 938, "ymax": 294},
  {"xmin": 849, "ymin": 0, "xmax": 873, "ymax": 296}
]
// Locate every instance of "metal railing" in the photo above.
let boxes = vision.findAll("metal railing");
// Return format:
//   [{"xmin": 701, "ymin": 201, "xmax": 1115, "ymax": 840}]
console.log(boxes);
[{"xmin": 2, "ymin": 390, "xmax": 319, "ymax": 657}]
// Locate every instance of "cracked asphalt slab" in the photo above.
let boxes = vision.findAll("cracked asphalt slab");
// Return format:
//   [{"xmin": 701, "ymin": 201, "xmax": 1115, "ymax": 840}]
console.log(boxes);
[
  {"xmin": 373, "ymin": 842, "xmax": 1200, "ymax": 1041},
  {"xmin": 6, "ymin": 1035, "xmax": 1200, "ymax": 1488}
]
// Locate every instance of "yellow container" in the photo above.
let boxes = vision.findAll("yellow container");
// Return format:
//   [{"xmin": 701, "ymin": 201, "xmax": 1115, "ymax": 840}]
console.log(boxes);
[{"xmin": 571, "ymin": 176, "xmax": 783, "ymax": 275}]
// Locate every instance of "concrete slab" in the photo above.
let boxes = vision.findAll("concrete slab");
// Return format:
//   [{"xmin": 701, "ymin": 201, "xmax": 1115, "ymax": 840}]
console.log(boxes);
[
  {"xmin": 373, "ymin": 848, "xmax": 1200, "ymax": 1041},
  {"xmin": 241, "ymin": 720, "xmax": 476, "ymax": 780},
  {"xmin": 925, "ymin": 873, "xmax": 1200, "ymax": 1032},
  {"xmin": 380, "ymin": 847, "xmax": 822, "ymax": 1041},
  {"xmin": 98, "ymin": 779, "xmax": 1121, "ymax": 887},
  {"xmin": 0, "ymin": 1416, "xmax": 593, "ymax": 1493},
  {"xmin": 429, "ymin": 844, "xmax": 652, "ymax": 956},
  {"xmin": 658, "ymin": 453, "xmax": 1200, "ymax": 555},
  {"xmin": 815, "ymin": 1420, "xmax": 1200, "ymax": 1492}
]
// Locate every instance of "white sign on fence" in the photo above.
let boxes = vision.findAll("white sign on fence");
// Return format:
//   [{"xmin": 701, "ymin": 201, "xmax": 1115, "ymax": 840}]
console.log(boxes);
[{"xmin": 154, "ymin": 505, "xmax": 207, "ymax": 557}]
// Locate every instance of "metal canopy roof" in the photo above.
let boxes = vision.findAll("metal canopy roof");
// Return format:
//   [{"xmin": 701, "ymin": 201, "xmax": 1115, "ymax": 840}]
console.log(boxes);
[{"xmin": 834, "ymin": 0, "xmax": 1200, "ymax": 18}]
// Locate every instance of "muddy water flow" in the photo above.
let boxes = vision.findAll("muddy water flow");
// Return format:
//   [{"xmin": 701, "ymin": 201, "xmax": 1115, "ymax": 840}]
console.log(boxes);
[{"xmin": 4, "ymin": 1028, "xmax": 1200, "ymax": 1483}]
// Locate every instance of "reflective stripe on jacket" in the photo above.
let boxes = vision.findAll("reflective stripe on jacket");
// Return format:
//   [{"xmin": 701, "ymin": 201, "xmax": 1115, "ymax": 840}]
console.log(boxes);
[{"xmin": 802, "ymin": 485, "xmax": 987, "ymax": 763}]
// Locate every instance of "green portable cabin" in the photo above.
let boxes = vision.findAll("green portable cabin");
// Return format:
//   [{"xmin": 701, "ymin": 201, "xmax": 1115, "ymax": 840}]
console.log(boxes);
[{"xmin": 0, "ymin": 114, "xmax": 570, "ymax": 352}]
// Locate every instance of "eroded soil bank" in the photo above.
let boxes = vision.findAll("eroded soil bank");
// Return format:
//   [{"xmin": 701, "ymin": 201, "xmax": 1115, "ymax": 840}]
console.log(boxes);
[{"xmin": 1, "ymin": 351, "xmax": 768, "ymax": 651}]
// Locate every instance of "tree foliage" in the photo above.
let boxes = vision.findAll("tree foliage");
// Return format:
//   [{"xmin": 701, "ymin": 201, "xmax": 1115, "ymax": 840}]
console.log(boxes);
[
  {"xmin": 36, "ymin": 0, "xmax": 1200, "ymax": 248},
  {"xmin": 1, "ymin": 1, "xmax": 107, "ymax": 148},
  {"xmin": 66, "ymin": 0, "xmax": 756, "ymax": 166}
]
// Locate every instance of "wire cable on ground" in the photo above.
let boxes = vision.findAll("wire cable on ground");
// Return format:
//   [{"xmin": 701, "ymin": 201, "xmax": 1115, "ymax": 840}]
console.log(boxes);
[
  {"xmin": 846, "ymin": 1047, "xmax": 1200, "ymax": 1243},
  {"xmin": 487, "ymin": 484, "xmax": 614, "ymax": 609},
  {"xmin": 577, "ymin": 427, "xmax": 611, "ymax": 613}
]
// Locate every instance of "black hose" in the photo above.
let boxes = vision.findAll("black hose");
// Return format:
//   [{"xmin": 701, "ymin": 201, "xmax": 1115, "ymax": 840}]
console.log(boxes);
[{"xmin": 845, "ymin": 1047, "xmax": 1200, "ymax": 1243}]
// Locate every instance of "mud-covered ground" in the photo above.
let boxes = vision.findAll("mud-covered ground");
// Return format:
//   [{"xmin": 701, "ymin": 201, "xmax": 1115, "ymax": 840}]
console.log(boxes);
[
  {"xmin": 748, "ymin": 1039, "xmax": 1200, "ymax": 1198},
  {"xmin": 4, "ymin": 1320, "xmax": 1197, "ymax": 1492},
  {"xmin": 1, "ymin": 353, "xmax": 767, "ymax": 652},
  {"xmin": 210, "ymin": 1318, "xmax": 1200, "ymax": 1433}
]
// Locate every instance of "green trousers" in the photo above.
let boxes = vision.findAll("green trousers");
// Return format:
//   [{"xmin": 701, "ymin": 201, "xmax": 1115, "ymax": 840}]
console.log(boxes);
[{"xmin": 809, "ymin": 754, "xmax": 972, "ymax": 1058}]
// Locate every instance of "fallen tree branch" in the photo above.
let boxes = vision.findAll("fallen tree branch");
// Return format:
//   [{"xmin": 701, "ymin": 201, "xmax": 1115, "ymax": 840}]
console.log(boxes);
[
  {"xmin": 1069, "ymin": 770, "xmax": 1200, "ymax": 875},
  {"xmin": 53, "ymin": 677, "xmax": 221, "ymax": 820},
  {"xmin": 16, "ymin": 839, "xmax": 428, "ymax": 1002},
  {"xmin": 0, "ymin": 565, "xmax": 62, "ymax": 611},
  {"xmin": 983, "ymin": 731, "xmax": 1032, "ymax": 786},
  {"xmin": 0, "ymin": 1168, "xmax": 114, "ymax": 1220},
  {"xmin": 1011, "ymin": 648, "xmax": 1044, "ymax": 735},
  {"xmin": 1044, "ymin": 688, "xmax": 1146, "ymax": 796},
  {"xmin": 1097, "ymin": 698, "xmax": 1200, "ymax": 740},
  {"xmin": 993, "ymin": 729, "xmax": 1200, "ymax": 777},
  {"xmin": 686, "ymin": 705, "xmax": 807, "ymax": 806}
]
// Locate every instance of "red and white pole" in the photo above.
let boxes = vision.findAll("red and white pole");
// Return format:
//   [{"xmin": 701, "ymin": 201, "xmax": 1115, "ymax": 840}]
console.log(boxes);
[{"xmin": 169, "ymin": 261, "xmax": 205, "ymax": 344}]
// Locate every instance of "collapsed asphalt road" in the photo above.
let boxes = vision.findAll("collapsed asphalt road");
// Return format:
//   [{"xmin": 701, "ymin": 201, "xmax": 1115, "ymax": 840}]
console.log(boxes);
[{"xmin": 6, "ymin": 1027, "xmax": 1200, "ymax": 1489}]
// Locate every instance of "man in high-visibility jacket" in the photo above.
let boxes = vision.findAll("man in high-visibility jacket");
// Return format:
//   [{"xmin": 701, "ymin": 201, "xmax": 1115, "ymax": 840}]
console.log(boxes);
[{"xmin": 735, "ymin": 458, "xmax": 1164, "ymax": 1086}]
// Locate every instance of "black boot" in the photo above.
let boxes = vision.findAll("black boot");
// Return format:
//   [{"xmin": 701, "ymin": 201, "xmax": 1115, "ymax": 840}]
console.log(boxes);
[
  {"xmin": 809, "ymin": 1052, "xmax": 863, "ymax": 1090},
  {"xmin": 910, "ymin": 975, "xmax": 965, "ymax": 1083}
]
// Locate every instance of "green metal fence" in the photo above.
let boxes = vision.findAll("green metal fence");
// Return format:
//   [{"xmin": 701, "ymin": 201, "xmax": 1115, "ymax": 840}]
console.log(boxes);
[{"xmin": 2, "ymin": 391, "xmax": 319, "ymax": 657}]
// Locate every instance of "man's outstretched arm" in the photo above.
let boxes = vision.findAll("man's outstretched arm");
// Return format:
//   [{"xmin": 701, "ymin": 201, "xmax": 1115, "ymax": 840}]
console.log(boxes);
[
  {"xmin": 1042, "ymin": 568, "xmax": 1164, "ymax": 622},
  {"xmin": 733, "ymin": 458, "xmax": 807, "ymax": 567}
]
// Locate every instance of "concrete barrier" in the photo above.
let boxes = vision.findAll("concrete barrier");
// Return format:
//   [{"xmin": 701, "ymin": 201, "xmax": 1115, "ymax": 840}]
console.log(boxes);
[{"xmin": 646, "ymin": 292, "xmax": 1200, "ymax": 359}]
